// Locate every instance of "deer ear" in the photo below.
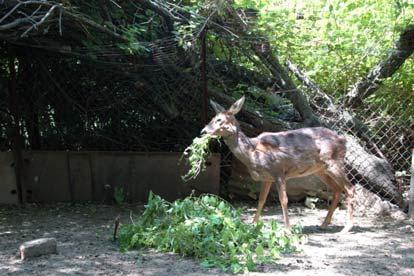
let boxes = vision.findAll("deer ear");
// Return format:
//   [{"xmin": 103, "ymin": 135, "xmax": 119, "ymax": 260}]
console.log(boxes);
[
  {"xmin": 210, "ymin": 100, "xmax": 226, "ymax": 114},
  {"xmin": 228, "ymin": 96, "xmax": 245, "ymax": 115}
]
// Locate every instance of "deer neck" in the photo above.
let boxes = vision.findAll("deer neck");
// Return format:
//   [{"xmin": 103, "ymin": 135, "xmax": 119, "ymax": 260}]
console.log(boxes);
[{"xmin": 223, "ymin": 129, "xmax": 254, "ymax": 165}]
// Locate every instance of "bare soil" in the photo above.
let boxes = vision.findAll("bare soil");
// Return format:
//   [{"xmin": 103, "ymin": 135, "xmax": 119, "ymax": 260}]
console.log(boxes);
[{"xmin": 1, "ymin": 202, "xmax": 414, "ymax": 275}]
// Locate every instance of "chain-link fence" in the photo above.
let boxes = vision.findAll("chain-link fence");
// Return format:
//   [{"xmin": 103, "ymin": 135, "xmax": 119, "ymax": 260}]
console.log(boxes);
[
  {"xmin": 1, "ymin": 27, "xmax": 412, "ymax": 212},
  {"xmin": 310, "ymin": 88, "xmax": 413, "ymax": 210},
  {"xmin": 203, "ymin": 39, "xmax": 412, "ymax": 210}
]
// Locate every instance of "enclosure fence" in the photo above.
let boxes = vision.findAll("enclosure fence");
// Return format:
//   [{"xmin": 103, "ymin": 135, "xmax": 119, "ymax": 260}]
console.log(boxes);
[
  {"xmin": 1, "ymin": 30, "xmax": 412, "ymax": 211},
  {"xmin": 210, "ymin": 56, "xmax": 413, "ymax": 210}
]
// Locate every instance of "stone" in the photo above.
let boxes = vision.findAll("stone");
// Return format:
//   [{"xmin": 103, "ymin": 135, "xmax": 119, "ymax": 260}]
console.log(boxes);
[
  {"xmin": 398, "ymin": 225, "xmax": 414, "ymax": 233},
  {"xmin": 19, "ymin": 238, "xmax": 57, "ymax": 260}
]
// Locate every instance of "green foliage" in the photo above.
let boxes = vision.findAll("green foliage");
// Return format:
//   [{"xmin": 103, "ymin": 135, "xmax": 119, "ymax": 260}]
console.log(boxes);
[
  {"xmin": 180, "ymin": 134, "xmax": 219, "ymax": 182},
  {"xmin": 254, "ymin": 1, "xmax": 412, "ymax": 108},
  {"xmin": 172, "ymin": 1, "xmax": 218, "ymax": 50},
  {"xmin": 119, "ymin": 192, "xmax": 303, "ymax": 273},
  {"xmin": 173, "ymin": 22, "xmax": 198, "ymax": 50},
  {"xmin": 114, "ymin": 186, "xmax": 125, "ymax": 205},
  {"xmin": 230, "ymin": 84, "xmax": 290, "ymax": 117},
  {"xmin": 119, "ymin": 25, "xmax": 150, "ymax": 55},
  {"xmin": 217, "ymin": 0, "xmax": 413, "ymax": 117}
]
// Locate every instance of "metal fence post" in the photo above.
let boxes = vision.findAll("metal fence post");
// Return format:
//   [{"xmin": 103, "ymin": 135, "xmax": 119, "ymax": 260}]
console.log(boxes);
[
  {"xmin": 200, "ymin": 29, "xmax": 208, "ymax": 125},
  {"xmin": 409, "ymin": 149, "xmax": 414, "ymax": 219},
  {"xmin": 8, "ymin": 53, "xmax": 25, "ymax": 204}
]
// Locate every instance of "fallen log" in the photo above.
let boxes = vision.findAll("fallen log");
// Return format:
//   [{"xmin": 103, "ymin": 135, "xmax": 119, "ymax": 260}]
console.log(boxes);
[
  {"xmin": 345, "ymin": 135, "xmax": 405, "ymax": 207},
  {"xmin": 285, "ymin": 60, "xmax": 405, "ymax": 208}
]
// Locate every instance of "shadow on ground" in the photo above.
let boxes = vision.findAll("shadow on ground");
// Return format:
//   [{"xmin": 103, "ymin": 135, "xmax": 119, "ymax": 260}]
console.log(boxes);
[{"xmin": 1, "ymin": 203, "xmax": 413, "ymax": 275}]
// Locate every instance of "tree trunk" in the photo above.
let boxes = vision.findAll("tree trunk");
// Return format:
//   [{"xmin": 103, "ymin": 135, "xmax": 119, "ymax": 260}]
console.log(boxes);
[
  {"xmin": 345, "ymin": 135, "xmax": 404, "ymax": 207},
  {"xmin": 225, "ymin": 6, "xmax": 319, "ymax": 126},
  {"xmin": 344, "ymin": 25, "xmax": 414, "ymax": 107}
]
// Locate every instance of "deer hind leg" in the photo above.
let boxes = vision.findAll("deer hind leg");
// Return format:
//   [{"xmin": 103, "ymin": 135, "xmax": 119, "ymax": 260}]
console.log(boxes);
[
  {"xmin": 275, "ymin": 177, "xmax": 290, "ymax": 228},
  {"xmin": 316, "ymin": 172, "xmax": 342, "ymax": 229},
  {"xmin": 253, "ymin": 181, "xmax": 272, "ymax": 222},
  {"xmin": 325, "ymin": 162, "xmax": 355, "ymax": 233},
  {"xmin": 341, "ymin": 182, "xmax": 355, "ymax": 233}
]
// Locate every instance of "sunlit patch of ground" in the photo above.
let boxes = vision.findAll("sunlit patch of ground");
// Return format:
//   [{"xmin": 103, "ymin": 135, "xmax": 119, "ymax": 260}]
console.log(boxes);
[{"xmin": 1, "ymin": 202, "xmax": 413, "ymax": 275}]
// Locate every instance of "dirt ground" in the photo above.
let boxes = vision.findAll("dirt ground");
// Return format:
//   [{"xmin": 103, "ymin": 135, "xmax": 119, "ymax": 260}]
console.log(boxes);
[{"xmin": 1, "ymin": 202, "xmax": 414, "ymax": 276}]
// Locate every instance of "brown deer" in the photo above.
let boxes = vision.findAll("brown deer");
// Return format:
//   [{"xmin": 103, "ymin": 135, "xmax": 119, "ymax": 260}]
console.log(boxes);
[{"xmin": 201, "ymin": 96, "xmax": 355, "ymax": 233}]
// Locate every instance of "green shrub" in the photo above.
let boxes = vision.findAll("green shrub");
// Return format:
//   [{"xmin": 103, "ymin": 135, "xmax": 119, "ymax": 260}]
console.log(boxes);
[
  {"xmin": 114, "ymin": 186, "xmax": 125, "ymax": 205},
  {"xmin": 119, "ymin": 192, "xmax": 303, "ymax": 273}
]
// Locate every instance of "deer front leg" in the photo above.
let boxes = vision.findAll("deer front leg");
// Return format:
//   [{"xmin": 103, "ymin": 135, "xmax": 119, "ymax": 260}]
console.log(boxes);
[
  {"xmin": 321, "ymin": 190, "xmax": 341, "ymax": 229},
  {"xmin": 253, "ymin": 181, "xmax": 272, "ymax": 222},
  {"xmin": 276, "ymin": 177, "xmax": 290, "ymax": 228},
  {"xmin": 316, "ymin": 172, "xmax": 342, "ymax": 229}
]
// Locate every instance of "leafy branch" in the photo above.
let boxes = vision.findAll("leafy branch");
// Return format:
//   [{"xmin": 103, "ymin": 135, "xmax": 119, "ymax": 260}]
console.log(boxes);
[{"xmin": 119, "ymin": 192, "xmax": 304, "ymax": 273}]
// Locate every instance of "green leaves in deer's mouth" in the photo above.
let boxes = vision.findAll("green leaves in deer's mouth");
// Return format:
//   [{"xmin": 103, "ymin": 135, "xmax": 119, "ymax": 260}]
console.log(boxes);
[{"xmin": 180, "ymin": 134, "xmax": 219, "ymax": 182}]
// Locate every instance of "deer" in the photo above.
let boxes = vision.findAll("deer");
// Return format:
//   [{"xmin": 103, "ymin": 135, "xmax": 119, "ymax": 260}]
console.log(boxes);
[{"xmin": 201, "ymin": 96, "xmax": 355, "ymax": 233}]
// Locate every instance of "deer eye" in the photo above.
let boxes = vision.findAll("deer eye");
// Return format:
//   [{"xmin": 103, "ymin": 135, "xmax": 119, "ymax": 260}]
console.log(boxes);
[{"xmin": 216, "ymin": 118, "xmax": 222, "ymax": 123}]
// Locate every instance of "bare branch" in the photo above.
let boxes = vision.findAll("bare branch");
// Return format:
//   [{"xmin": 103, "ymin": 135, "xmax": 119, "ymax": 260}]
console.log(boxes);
[
  {"xmin": 0, "ymin": 0, "xmax": 54, "ymax": 23},
  {"xmin": 224, "ymin": 5, "xmax": 319, "ymax": 126},
  {"xmin": 0, "ymin": 15, "xmax": 43, "ymax": 31},
  {"xmin": 65, "ymin": 11, "xmax": 127, "ymax": 41},
  {"xmin": 138, "ymin": 0, "xmax": 183, "ymax": 22},
  {"xmin": 58, "ymin": 6, "xmax": 63, "ymax": 36},
  {"xmin": 285, "ymin": 59, "xmax": 337, "ymax": 113},
  {"xmin": 21, "ymin": 4, "xmax": 61, "ymax": 37},
  {"xmin": 137, "ymin": 0, "xmax": 181, "ymax": 32},
  {"xmin": 0, "ymin": 1, "xmax": 26, "ymax": 23}
]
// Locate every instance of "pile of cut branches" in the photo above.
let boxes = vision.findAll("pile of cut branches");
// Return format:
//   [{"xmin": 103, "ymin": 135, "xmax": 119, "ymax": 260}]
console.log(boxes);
[{"xmin": 119, "ymin": 192, "xmax": 303, "ymax": 273}]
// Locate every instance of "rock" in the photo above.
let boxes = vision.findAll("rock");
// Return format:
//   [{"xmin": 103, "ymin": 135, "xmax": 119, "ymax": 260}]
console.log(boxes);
[
  {"xmin": 19, "ymin": 238, "xmax": 57, "ymax": 260},
  {"xmin": 398, "ymin": 225, "xmax": 414, "ymax": 233},
  {"xmin": 305, "ymin": 197, "xmax": 318, "ymax": 209}
]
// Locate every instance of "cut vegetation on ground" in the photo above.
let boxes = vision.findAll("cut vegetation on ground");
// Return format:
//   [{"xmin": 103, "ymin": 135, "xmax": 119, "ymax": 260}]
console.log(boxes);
[
  {"xmin": 119, "ymin": 193, "xmax": 303, "ymax": 273},
  {"xmin": 1, "ymin": 203, "xmax": 414, "ymax": 275}
]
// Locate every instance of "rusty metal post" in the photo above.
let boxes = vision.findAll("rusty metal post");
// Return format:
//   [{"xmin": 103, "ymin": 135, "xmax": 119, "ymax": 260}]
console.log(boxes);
[
  {"xmin": 66, "ymin": 151, "xmax": 74, "ymax": 203},
  {"xmin": 200, "ymin": 29, "xmax": 208, "ymax": 125},
  {"xmin": 409, "ymin": 149, "xmax": 414, "ymax": 219},
  {"xmin": 8, "ymin": 53, "xmax": 24, "ymax": 204}
]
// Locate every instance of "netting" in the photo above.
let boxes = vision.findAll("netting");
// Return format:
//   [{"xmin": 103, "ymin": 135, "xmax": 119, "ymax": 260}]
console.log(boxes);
[
  {"xmin": 309, "ymin": 84, "xmax": 413, "ymax": 207},
  {"xmin": 7, "ymin": 39, "xmax": 412, "ymax": 206},
  {"xmin": 0, "ymin": 0, "xmax": 412, "ymax": 211}
]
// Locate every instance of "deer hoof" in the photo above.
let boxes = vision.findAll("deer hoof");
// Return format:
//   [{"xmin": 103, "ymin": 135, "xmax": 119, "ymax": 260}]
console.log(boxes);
[
  {"xmin": 339, "ymin": 224, "xmax": 353, "ymax": 234},
  {"xmin": 319, "ymin": 223, "xmax": 329, "ymax": 230}
]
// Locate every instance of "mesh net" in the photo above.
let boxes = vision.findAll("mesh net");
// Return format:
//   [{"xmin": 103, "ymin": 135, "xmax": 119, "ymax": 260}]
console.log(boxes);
[{"xmin": 0, "ymin": 1, "xmax": 412, "ymax": 211}]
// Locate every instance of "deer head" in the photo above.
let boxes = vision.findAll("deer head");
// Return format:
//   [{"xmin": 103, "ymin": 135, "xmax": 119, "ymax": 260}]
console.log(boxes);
[{"xmin": 200, "ymin": 96, "xmax": 245, "ymax": 137}]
